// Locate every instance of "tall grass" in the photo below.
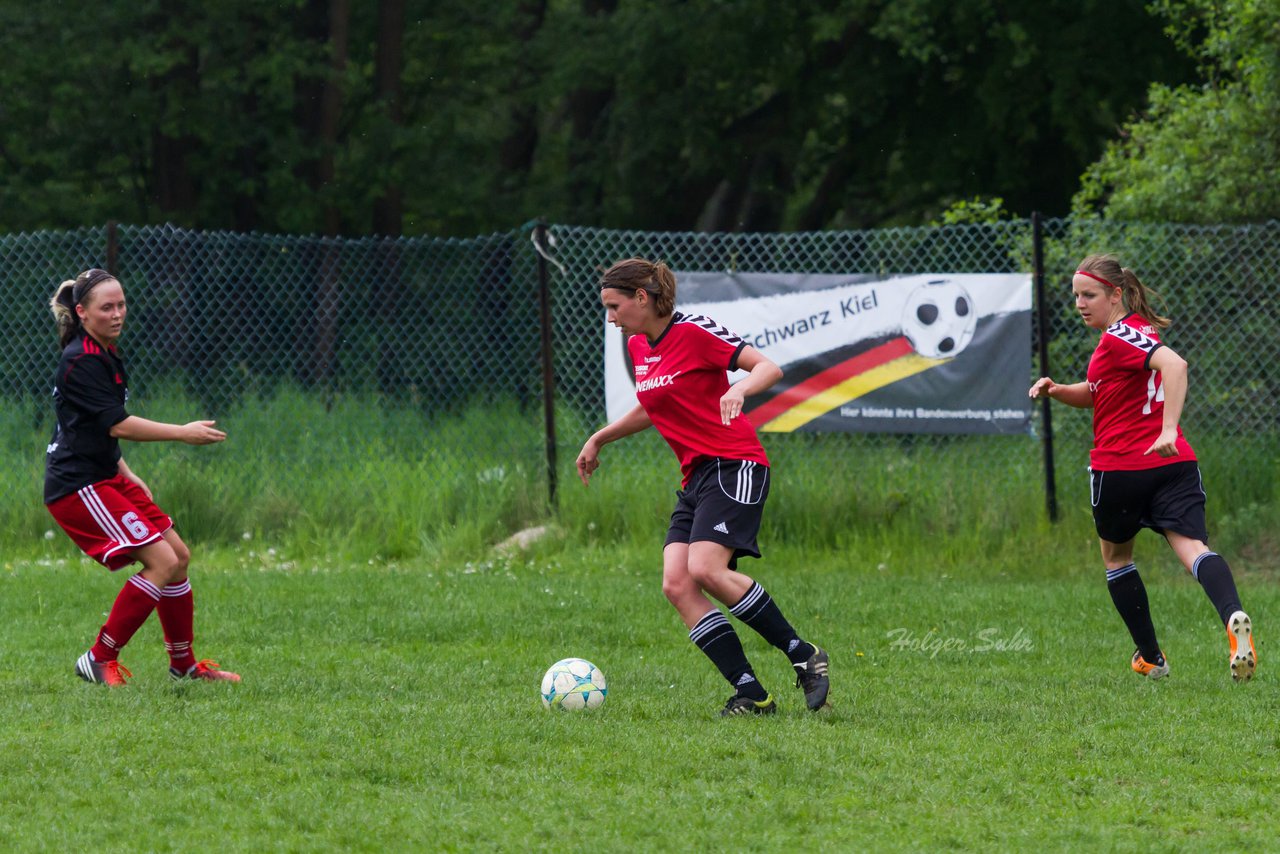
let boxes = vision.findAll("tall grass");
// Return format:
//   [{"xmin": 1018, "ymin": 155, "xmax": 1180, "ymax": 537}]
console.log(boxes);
[
  {"xmin": 6, "ymin": 389, "xmax": 1278, "ymax": 574},
  {"xmin": 9, "ymin": 388, "xmax": 548, "ymax": 564}
]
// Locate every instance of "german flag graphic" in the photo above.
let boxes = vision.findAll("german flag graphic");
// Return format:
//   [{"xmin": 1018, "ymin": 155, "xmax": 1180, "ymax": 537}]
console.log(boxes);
[
  {"xmin": 603, "ymin": 272, "xmax": 1032, "ymax": 435},
  {"xmin": 746, "ymin": 336, "xmax": 946, "ymax": 432}
]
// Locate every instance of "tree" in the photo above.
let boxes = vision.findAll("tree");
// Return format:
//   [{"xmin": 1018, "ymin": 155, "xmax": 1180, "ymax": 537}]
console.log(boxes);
[
  {"xmin": 1074, "ymin": 0, "xmax": 1280, "ymax": 223},
  {"xmin": 0, "ymin": 0, "xmax": 1196, "ymax": 236}
]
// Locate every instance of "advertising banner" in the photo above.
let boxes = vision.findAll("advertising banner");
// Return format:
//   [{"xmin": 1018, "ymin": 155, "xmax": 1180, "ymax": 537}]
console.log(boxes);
[{"xmin": 604, "ymin": 272, "xmax": 1033, "ymax": 434}]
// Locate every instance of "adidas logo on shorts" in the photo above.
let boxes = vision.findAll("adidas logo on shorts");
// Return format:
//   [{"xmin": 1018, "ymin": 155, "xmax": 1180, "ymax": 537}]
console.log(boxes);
[{"xmin": 714, "ymin": 522, "xmax": 729, "ymax": 534}]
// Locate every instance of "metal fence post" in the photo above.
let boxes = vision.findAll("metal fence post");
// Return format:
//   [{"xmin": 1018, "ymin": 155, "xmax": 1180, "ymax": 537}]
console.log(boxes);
[
  {"xmin": 534, "ymin": 220, "xmax": 558, "ymax": 509},
  {"xmin": 1032, "ymin": 212, "xmax": 1058, "ymax": 522},
  {"xmin": 106, "ymin": 221, "xmax": 118, "ymax": 273}
]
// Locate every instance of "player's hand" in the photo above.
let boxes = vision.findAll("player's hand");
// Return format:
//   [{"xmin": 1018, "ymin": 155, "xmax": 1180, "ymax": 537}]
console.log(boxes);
[
  {"xmin": 720, "ymin": 387, "xmax": 747, "ymax": 425},
  {"xmin": 1143, "ymin": 426, "xmax": 1180, "ymax": 457},
  {"xmin": 123, "ymin": 471, "xmax": 153, "ymax": 500},
  {"xmin": 576, "ymin": 440, "xmax": 600, "ymax": 486},
  {"xmin": 182, "ymin": 420, "xmax": 227, "ymax": 445},
  {"xmin": 1028, "ymin": 377, "xmax": 1057, "ymax": 399}
]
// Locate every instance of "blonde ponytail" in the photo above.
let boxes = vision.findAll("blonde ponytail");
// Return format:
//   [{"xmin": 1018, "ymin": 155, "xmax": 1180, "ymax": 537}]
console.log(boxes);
[
  {"xmin": 1119, "ymin": 267, "xmax": 1170, "ymax": 330},
  {"xmin": 49, "ymin": 279, "xmax": 80, "ymax": 348}
]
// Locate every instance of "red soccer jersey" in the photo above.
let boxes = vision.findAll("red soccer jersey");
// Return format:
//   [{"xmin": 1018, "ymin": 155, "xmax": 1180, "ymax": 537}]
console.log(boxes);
[
  {"xmin": 628, "ymin": 312, "xmax": 770, "ymax": 485},
  {"xmin": 1087, "ymin": 314, "xmax": 1196, "ymax": 471}
]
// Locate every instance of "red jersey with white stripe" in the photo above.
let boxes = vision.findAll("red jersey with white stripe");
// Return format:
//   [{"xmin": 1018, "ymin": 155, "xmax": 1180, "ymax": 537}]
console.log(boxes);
[
  {"xmin": 628, "ymin": 312, "xmax": 769, "ymax": 485},
  {"xmin": 1087, "ymin": 314, "xmax": 1196, "ymax": 471}
]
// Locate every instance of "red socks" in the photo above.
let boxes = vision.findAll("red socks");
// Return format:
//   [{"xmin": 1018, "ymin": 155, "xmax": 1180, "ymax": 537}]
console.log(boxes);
[
  {"xmin": 90, "ymin": 574, "xmax": 161, "ymax": 662},
  {"xmin": 89, "ymin": 576, "xmax": 198, "ymax": 671},
  {"xmin": 157, "ymin": 580, "xmax": 197, "ymax": 672}
]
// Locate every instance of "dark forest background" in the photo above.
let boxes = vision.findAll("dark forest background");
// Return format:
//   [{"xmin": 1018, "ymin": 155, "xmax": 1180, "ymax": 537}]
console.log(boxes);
[{"xmin": 1, "ymin": 0, "xmax": 1274, "ymax": 237}]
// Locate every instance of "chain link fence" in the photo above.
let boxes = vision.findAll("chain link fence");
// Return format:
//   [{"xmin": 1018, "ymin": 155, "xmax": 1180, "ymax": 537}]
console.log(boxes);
[{"xmin": 3, "ymin": 218, "xmax": 1278, "ymax": 549}]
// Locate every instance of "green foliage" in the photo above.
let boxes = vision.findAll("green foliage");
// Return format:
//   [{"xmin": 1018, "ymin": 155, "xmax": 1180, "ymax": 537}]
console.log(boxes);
[
  {"xmin": 0, "ymin": 1, "xmax": 1193, "ymax": 235},
  {"xmin": 932, "ymin": 196, "xmax": 1010, "ymax": 226},
  {"xmin": 1074, "ymin": 0, "xmax": 1280, "ymax": 222}
]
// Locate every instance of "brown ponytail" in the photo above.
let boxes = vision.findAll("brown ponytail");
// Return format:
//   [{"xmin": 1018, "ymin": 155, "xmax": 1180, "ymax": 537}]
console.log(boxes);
[
  {"xmin": 599, "ymin": 258, "xmax": 677, "ymax": 318},
  {"xmin": 1076, "ymin": 254, "xmax": 1170, "ymax": 329}
]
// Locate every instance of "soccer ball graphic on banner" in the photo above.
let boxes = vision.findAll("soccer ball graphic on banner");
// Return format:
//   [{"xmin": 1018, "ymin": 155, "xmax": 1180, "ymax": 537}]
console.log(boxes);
[
  {"xmin": 540, "ymin": 658, "xmax": 607, "ymax": 710},
  {"xmin": 901, "ymin": 279, "xmax": 977, "ymax": 359}
]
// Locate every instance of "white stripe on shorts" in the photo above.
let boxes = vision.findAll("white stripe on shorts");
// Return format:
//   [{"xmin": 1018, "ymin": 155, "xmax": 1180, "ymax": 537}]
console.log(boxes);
[
  {"xmin": 78, "ymin": 485, "xmax": 133, "ymax": 544},
  {"xmin": 738, "ymin": 461, "xmax": 755, "ymax": 503}
]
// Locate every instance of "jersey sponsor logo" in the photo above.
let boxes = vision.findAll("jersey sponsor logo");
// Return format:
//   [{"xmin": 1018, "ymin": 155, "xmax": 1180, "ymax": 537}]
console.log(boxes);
[
  {"xmin": 1088, "ymin": 380, "xmax": 1103, "ymax": 393},
  {"xmin": 636, "ymin": 371, "xmax": 680, "ymax": 393}
]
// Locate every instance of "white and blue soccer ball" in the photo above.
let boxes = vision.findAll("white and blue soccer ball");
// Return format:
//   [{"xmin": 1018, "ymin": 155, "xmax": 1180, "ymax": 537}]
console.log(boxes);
[
  {"xmin": 540, "ymin": 658, "xmax": 607, "ymax": 711},
  {"xmin": 901, "ymin": 279, "xmax": 977, "ymax": 359}
]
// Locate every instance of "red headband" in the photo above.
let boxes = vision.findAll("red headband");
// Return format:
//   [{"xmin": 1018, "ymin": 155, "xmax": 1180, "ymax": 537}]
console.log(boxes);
[{"xmin": 1075, "ymin": 269, "xmax": 1118, "ymax": 290}]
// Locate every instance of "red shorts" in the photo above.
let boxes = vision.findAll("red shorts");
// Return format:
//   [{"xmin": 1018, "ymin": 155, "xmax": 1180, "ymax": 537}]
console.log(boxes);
[{"xmin": 46, "ymin": 474, "xmax": 173, "ymax": 570}]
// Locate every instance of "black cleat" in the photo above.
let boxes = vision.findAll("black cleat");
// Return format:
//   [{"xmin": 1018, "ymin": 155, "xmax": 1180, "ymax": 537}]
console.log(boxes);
[
  {"xmin": 794, "ymin": 647, "xmax": 830, "ymax": 710},
  {"xmin": 720, "ymin": 693, "xmax": 777, "ymax": 717}
]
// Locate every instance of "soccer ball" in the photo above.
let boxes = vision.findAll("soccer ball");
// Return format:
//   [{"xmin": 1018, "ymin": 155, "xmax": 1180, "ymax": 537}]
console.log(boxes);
[
  {"xmin": 900, "ymin": 279, "xmax": 977, "ymax": 359},
  {"xmin": 540, "ymin": 658, "xmax": 607, "ymax": 711}
]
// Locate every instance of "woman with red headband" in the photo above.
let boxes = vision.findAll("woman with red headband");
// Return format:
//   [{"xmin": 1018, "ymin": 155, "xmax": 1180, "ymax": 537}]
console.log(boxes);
[
  {"xmin": 46, "ymin": 269, "xmax": 240, "ymax": 687},
  {"xmin": 1030, "ymin": 254, "xmax": 1254, "ymax": 682}
]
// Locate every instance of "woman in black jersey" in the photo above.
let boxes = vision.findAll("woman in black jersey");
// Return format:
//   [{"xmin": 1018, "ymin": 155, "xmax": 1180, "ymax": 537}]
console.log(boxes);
[{"xmin": 45, "ymin": 269, "xmax": 240, "ymax": 687}]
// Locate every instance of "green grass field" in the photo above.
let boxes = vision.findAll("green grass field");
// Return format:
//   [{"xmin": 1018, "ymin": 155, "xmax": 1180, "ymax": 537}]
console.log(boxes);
[
  {"xmin": 1, "ymin": 539, "xmax": 1275, "ymax": 851},
  {"xmin": 3, "ymin": 393, "xmax": 1277, "ymax": 850}
]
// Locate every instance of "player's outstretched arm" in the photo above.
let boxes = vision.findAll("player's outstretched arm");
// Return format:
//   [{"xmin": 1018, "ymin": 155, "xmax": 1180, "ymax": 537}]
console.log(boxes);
[
  {"xmin": 720, "ymin": 346, "xmax": 782, "ymax": 425},
  {"xmin": 1028, "ymin": 377, "xmax": 1093, "ymax": 409},
  {"xmin": 576, "ymin": 404, "xmax": 652, "ymax": 486},
  {"xmin": 110, "ymin": 416, "xmax": 227, "ymax": 445},
  {"xmin": 1143, "ymin": 346, "xmax": 1189, "ymax": 457}
]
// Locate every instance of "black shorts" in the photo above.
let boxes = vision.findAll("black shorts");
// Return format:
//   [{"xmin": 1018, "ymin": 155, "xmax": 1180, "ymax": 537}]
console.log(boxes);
[
  {"xmin": 1090, "ymin": 461, "xmax": 1208, "ymax": 544},
  {"xmin": 665, "ymin": 458, "xmax": 770, "ymax": 568}
]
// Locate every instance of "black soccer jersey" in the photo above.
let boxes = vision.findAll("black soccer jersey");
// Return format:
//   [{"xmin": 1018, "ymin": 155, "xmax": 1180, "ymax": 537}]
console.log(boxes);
[{"xmin": 44, "ymin": 333, "xmax": 130, "ymax": 503}]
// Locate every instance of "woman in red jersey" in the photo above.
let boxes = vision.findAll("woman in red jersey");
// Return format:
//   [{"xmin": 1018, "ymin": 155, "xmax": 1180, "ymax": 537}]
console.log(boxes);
[
  {"xmin": 577, "ymin": 258, "xmax": 829, "ymax": 716},
  {"xmin": 1030, "ymin": 254, "xmax": 1254, "ymax": 682},
  {"xmin": 46, "ymin": 269, "xmax": 240, "ymax": 687}
]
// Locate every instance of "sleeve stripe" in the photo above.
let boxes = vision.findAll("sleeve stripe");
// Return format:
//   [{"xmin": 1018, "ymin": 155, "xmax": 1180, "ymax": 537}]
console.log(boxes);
[
  {"xmin": 1105, "ymin": 321, "xmax": 1159, "ymax": 354},
  {"xmin": 679, "ymin": 314, "xmax": 743, "ymax": 347}
]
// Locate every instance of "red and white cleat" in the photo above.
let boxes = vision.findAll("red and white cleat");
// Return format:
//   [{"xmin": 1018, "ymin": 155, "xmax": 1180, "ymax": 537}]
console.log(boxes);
[
  {"xmin": 171, "ymin": 659, "xmax": 241, "ymax": 682},
  {"xmin": 76, "ymin": 651, "xmax": 132, "ymax": 687}
]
